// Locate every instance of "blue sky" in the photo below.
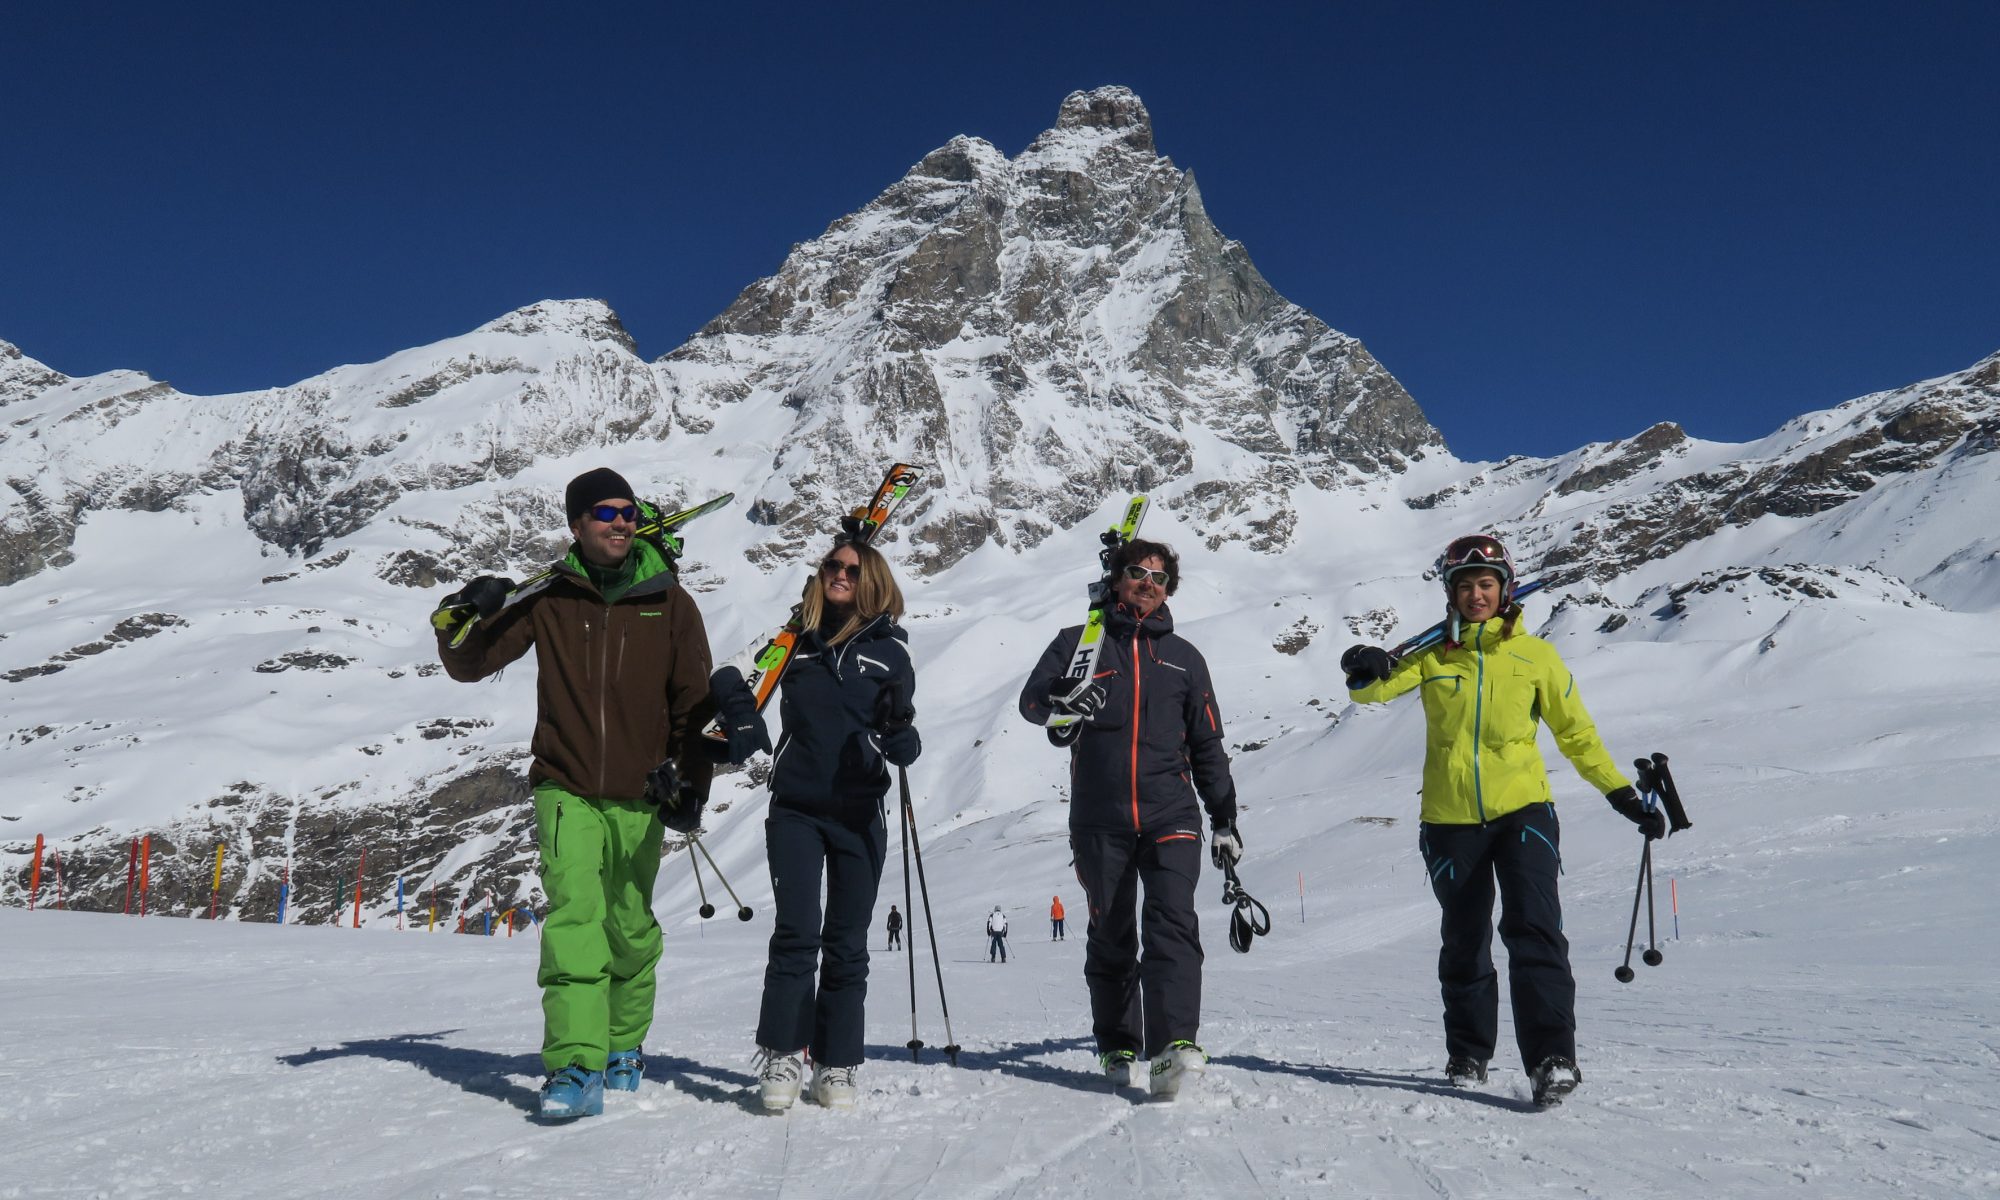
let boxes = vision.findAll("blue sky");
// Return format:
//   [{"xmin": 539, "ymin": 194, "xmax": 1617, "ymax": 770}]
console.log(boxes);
[{"xmin": 3, "ymin": 2, "xmax": 1994, "ymax": 461}]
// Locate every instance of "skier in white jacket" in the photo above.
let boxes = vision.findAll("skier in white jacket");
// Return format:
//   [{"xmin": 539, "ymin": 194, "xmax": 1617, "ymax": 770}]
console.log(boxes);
[{"xmin": 986, "ymin": 907, "xmax": 1010, "ymax": 963}]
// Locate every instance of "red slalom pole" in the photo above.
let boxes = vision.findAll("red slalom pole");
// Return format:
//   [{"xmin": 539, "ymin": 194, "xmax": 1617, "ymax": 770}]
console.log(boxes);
[
  {"xmin": 29, "ymin": 835, "xmax": 43, "ymax": 911},
  {"xmin": 351, "ymin": 849, "xmax": 367, "ymax": 929},
  {"xmin": 1671, "ymin": 877, "xmax": 1680, "ymax": 940},
  {"xmin": 138, "ymin": 836, "xmax": 151, "ymax": 916},
  {"xmin": 124, "ymin": 839, "xmax": 139, "ymax": 914}
]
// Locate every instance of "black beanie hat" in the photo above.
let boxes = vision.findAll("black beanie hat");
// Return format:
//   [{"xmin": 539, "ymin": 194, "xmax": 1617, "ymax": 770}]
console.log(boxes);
[{"xmin": 565, "ymin": 468, "xmax": 637, "ymax": 522}]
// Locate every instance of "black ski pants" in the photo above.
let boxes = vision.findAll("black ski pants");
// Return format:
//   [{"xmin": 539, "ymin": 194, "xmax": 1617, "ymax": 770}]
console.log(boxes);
[
  {"xmin": 1071, "ymin": 826, "xmax": 1204, "ymax": 1059},
  {"xmin": 1418, "ymin": 802, "xmax": 1575, "ymax": 1073},
  {"xmin": 757, "ymin": 805, "xmax": 887, "ymax": 1068}
]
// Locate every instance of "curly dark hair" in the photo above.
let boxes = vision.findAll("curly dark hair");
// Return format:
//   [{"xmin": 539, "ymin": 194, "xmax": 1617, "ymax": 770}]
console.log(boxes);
[{"xmin": 1111, "ymin": 538, "xmax": 1180, "ymax": 596}]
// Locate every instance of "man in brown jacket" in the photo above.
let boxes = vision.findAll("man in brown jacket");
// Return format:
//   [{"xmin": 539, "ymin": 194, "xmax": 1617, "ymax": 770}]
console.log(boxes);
[{"xmin": 434, "ymin": 467, "xmax": 713, "ymax": 1119}]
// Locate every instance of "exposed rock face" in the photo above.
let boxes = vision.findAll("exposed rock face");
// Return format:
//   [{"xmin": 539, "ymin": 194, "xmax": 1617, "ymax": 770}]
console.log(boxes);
[{"xmin": 663, "ymin": 86, "xmax": 1441, "ymax": 570}]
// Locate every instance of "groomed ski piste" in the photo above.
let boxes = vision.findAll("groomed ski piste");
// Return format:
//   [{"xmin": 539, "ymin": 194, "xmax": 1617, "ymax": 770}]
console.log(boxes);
[{"xmin": 7, "ymin": 490, "xmax": 2000, "ymax": 1198}]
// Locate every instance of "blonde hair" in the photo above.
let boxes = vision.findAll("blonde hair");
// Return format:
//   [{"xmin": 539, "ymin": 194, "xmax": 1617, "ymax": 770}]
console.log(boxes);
[{"xmin": 800, "ymin": 540, "xmax": 905, "ymax": 645}]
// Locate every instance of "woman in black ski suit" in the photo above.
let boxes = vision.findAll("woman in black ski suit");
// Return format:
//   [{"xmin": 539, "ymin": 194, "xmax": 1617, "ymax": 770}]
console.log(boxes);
[{"xmin": 708, "ymin": 537, "xmax": 919, "ymax": 1114}]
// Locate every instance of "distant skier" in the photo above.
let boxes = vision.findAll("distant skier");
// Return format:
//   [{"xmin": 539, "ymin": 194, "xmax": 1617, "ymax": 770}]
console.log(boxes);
[
  {"xmin": 433, "ymin": 467, "xmax": 715, "ymax": 1120},
  {"xmin": 1050, "ymin": 895, "xmax": 1065, "ymax": 941},
  {"xmin": 1342, "ymin": 533, "xmax": 1664, "ymax": 1108},
  {"xmin": 987, "ymin": 906, "xmax": 1009, "ymax": 962},
  {"xmin": 708, "ymin": 534, "xmax": 920, "ymax": 1114},
  {"xmin": 1019, "ymin": 537, "xmax": 1242, "ymax": 1101},
  {"xmin": 886, "ymin": 904, "xmax": 903, "ymax": 951}
]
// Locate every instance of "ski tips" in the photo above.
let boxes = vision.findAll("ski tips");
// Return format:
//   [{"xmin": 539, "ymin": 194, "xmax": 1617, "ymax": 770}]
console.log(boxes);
[{"xmin": 840, "ymin": 463, "xmax": 923, "ymax": 547}]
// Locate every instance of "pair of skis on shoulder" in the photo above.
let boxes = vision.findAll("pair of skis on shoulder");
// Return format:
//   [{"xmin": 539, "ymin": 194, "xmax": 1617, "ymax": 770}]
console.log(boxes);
[
  {"xmin": 1041, "ymin": 495, "xmax": 1149, "ymax": 729},
  {"xmin": 436, "ymin": 491, "xmax": 738, "ymax": 649},
  {"xmin": 698, "ymin": 463, "xmax": 923, "ymax": 746}
]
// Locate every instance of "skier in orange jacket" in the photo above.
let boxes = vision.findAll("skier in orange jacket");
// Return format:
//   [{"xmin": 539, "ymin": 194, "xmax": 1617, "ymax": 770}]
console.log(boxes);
[{"xmin": 1050, "ymin": 895, "xmax": 1066, "ymax": 941}]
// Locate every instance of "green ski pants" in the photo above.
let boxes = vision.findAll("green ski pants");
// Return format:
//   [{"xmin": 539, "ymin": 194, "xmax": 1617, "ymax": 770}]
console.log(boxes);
[{"xmin": 532, "ymin": 784, "xmax": 665, "ymax": 1072}]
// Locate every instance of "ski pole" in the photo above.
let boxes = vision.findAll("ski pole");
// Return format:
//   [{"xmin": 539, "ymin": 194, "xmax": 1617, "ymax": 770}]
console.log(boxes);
[
  {"xmin": 900, "ymin": 766, "xmax": 960, "ymax": 1064},
  {"xmin": 688, "ymin": 840, "xmax": 716, "ymax": 919},
  {"xmin": 689, "ymin": 834, "xmax": 753, "ymax": 921},
  {"xmin": 1615, "ymin": 839, "xmax": 1649, "ymax": 983},
  {"xmin": 901, "ymin": 782, "xmax": 922, "ymax": 1062}
]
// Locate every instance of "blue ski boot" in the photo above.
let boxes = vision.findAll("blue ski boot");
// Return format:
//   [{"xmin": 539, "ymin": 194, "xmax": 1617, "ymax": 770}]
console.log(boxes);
[
  {"xmin": 605, "ymin": 1048, "xmax": 644, "ymax": 1093},
  {"xmin": 538, "ymin": 1065, "xmax": 604, "ymax": 1119}
]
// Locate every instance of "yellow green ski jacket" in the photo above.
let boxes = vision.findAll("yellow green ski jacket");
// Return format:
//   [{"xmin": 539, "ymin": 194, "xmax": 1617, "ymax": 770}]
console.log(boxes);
[{"xmin": 1349, "ymin": 613, "xmax": 1630, "ymax": 825}]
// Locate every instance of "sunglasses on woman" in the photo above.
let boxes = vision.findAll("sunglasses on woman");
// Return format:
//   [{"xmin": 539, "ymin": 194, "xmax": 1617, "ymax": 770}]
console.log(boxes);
[
  {"xmin": 1122, "ymin": 564, "xmax": 1169, "ymax": 586},
  {"xmin": 820, "ymin": 558, "xmax": 862, "ymax": 580},
  {"xmin": 589, "ymin": 504, "xmax": 639, "ymax": 524}
]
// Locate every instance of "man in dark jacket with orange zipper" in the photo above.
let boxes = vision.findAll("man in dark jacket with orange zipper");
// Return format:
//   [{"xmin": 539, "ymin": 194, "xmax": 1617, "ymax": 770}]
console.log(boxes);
[
  {"xmin": 1018, "ymin": 538, "xmax": 1240, "ymax": 1102},
  {"xmin": 434, "ymin": 467, "xmax": 713, "ymax": 1120}
]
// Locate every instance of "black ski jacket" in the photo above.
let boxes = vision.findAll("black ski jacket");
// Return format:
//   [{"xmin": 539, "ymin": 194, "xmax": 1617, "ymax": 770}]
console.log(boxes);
[
  {"xmin": 769, "ymin": 615, "xmax": 917, "ymax": 824},
  {"xmin": 1018, "ymin": 603, "xmax": 1237, "ymax": 834}
]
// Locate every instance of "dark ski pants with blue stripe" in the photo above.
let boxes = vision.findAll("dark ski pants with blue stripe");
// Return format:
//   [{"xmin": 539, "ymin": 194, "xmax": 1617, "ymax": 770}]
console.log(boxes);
[
  {"xmin": 1418, "ymin": 803, "xmax": 1575, "ymax": 1074},
  {"xmin": 1071, "ymin": 826, "xmax": 1204, "ymax": 1060},
  {"xmin": 757, "ymin": 805, "xmax": 886, "ymax": 1069}
]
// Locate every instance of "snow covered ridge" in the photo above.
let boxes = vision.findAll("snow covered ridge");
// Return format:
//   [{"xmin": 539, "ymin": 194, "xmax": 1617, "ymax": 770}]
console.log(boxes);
[{"xmin": 3, "ymin": 88, "xmax": 2000, "ymax": 932}]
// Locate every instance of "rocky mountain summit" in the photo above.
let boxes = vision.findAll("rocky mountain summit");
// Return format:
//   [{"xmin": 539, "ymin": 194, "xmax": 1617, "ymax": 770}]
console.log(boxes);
[{"xmin": 661, "ymin": 85, "xmax": 1438, "ymax": 568}]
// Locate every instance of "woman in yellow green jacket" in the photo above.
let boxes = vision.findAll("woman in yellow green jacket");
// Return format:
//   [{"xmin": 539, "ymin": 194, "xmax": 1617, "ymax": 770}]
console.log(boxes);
[{"xmin": 1342, "ymin": 534, "xmax": 1664, "ymax": 1108}]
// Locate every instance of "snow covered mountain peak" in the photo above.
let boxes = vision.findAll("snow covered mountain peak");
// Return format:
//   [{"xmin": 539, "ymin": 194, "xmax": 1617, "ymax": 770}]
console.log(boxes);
[{"xmin": 667, "ymin": 86, "xmax": 1439, "ymax": 570}]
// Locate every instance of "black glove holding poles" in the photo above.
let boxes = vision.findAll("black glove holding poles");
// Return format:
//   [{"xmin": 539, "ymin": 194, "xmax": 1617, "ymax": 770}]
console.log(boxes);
[
  {"xmin": 1605, "ymin": 786, "xmax": 1669, "ymax": 840},
  {"xmin": 872, "ymin": 677, "xmax": 922, "ymax": 768},
  {"xmin": 644, "ymin": 759, "xmax": 704, "ymax": 834},
  {"xmin": 1341, "ymin": 644, "xmax": 1394, "ymax": 690}
]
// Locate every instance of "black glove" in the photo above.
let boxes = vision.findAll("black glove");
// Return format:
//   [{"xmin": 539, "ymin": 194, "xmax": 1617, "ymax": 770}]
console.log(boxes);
[
  {"xmin": 1210, "ymin": 821, "xmax": 1244, "ymax": 870},
  {"xmin": 1046, "ymin": 679, "xmax": 1108, "ymax": 720},
  {"xmin": 644, "ymin": 759, "xmax": 704, "ymax": 834},
  {"xmin": 1605, "ymin": 786, "xmax": 1668, "ymax": 840},
  {"xmin": 1341, "ymin": 645, "xmax": 1394, "ymax": 689},
  {"xmin": 875, "ymin": 724, "xmax": 921, "ymax": 767},
  {"xmin": 456, "ymin": 576, "xmax": 515, "ymax": 619},
  {"xmin": 708, "ymin": 666, "xmax": 772, "ymax": 764}
]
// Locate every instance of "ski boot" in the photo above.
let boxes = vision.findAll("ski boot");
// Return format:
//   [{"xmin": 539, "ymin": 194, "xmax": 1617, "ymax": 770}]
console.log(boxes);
[
  {"xmin": 538, "ymin": 1065, "xmax": 604, "ymax": 1119},
  {"xmin": 1099, "ymin": 1048, "xmax": 1138, "ymax": 1089},
  {"xmin": 811, "ymin": 1063, "xmax": 858, "ymax": 1110},
  {"xmin": 755, "ymin": 1047, "xmax": 804, "ymax": 1113},
  {"xmin": 605, "ymin": 1047, "xmax": 644, "ymax": 1092},
  {"xmin": 1445, "ymin": 1056, "xmax": 1488, "ymax": 1087},
  {"xmin": 1530, "ymin": 1056, "xmax": 1582, "ymax": 1108},
  {"xmin": 1148, "ymin": 1040, "xmax": 1207, "ymax": 1102}
]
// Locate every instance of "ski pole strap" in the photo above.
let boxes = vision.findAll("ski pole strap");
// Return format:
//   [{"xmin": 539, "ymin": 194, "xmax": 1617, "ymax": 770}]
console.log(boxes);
[{"xmin": 1220, "ymin": 858, "xmax": 1271, "ymax": 954}]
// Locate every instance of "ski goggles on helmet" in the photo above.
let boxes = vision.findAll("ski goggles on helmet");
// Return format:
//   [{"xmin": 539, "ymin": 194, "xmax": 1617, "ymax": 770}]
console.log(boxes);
[{"xmin": 1439, "ymin": 534, "xmax": 1514, "ymax": 588}]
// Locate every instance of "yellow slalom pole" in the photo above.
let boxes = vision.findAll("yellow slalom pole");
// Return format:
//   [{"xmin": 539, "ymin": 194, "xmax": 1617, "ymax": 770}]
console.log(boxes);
[{"xmin": 210, "ymin": 844, "xmax": 226, "ymax": 919}]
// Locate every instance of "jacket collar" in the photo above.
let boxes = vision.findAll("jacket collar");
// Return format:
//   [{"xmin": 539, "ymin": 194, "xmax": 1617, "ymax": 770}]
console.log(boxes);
[{"xmin": 1105, "ymin": 601, "xmax": 1174, "ymax": 640}]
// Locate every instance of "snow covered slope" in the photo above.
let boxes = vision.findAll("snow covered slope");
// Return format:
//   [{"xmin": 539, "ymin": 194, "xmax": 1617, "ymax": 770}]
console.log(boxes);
[{"xmin": 5, "ymin": 645, "xmax": 1997, "ymax": 1197}]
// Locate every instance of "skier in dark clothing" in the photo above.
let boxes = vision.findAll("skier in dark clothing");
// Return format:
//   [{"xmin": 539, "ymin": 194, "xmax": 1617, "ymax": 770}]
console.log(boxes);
[
  {"xmin": 1343, "ymin": 533, "xmax": 1659, "ymax": 1108},
  {"xmin": 1018, "ymin": 538, "xmax": 1241, "ymax": 1102},
  {"xmin": 433, "ymin": 467, "xmax": 715, "ymax": 1121},
  {"xmin": 885, "ymin": 904, "xmax": 903, "ymax": 950},
  {"xmin": 709, "ymin": 536, "xmax": 920, "ymax": 1114}
]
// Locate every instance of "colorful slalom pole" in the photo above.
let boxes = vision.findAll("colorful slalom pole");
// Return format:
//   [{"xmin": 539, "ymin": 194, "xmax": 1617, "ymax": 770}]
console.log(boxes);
[
  {"xmin": 124, "ymin": 839, "xmax": 139, "ymax": 914},
  {"xmin": 1671, "ymin": 877, "xmax": 1680, "ymax": 940},
  {"xmin": 29, "ymin": 835, "xmax": 42, "ymax": 911},
  {"xmin": 138, "ymin": 836, "xmax": 150, "ymax": 916},
  {"xmin": 210, "ymin": 843, "xmax": 225, "ymax": 919},
  {"xmin": 396, "ymin": 876, "xmax": 405, "ymax": 931},
  {"xmin": 277, "ymin": 859, "xmax": 291, "ymax": 926},
  {"xmin": 351, "ymin": 849, "xmax": 367, "ymax": 929}
]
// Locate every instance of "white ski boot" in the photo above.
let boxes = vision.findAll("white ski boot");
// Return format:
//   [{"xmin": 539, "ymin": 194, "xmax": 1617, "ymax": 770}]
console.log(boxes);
[
  {"xmin": 812, "ymin": 1063, "xmax": 858, "ymax": 1110},
  {"xmin": 1099, "ymin": 1048, "xmax": 1138, "ymax": 1088},
  {"xmin": 1148, "ymin": 1040, "xmax": 1207, "ymax": 1102},
  {"xmin": 755, "ymin": 1047, "xmax": 804, "ymax": 1113}
]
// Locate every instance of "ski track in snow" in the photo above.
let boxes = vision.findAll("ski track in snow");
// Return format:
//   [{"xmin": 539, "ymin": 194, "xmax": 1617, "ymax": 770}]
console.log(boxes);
[{"xmin": 6, "ymin": 747, "xmax": 2000, "ymax": 1198}]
